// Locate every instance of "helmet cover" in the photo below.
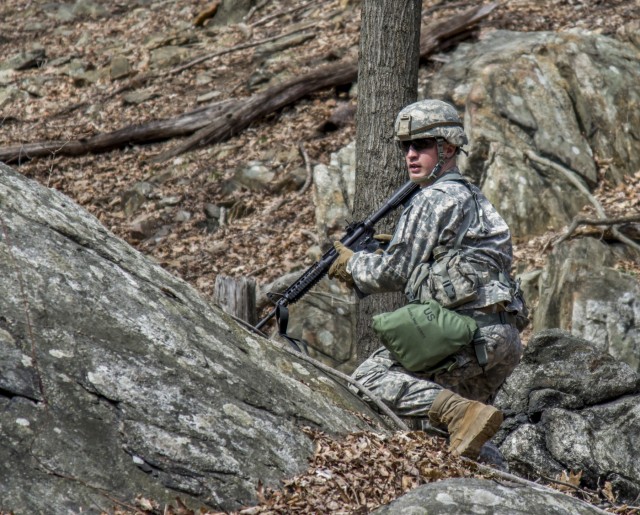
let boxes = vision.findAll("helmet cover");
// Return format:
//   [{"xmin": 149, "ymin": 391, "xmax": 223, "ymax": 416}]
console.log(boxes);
[{"xmin": 394, "ymin": 99, "xmax": 468, "ymax": 147}]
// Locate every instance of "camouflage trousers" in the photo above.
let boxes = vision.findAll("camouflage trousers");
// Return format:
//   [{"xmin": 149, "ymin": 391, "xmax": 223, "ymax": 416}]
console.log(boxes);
[{"xmin": 350, "ymin": 320, "xmax": 522, "ymax": 422}]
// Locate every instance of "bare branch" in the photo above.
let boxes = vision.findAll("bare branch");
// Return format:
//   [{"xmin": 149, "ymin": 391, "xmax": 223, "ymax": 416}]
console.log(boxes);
[
  {"xmin": 297, "ymin": 142, "xmax": 313, "ymax": 197},
  {"xmin": 526, "ymin": 150, "xmax": 640, "ymax": 252},
  {"xmin": 243, "ymin": 0, "xmax": 269, "ymax": 22},
  {"xmin": 555, "ymin": 215, "xmax": 640, "ymax": 249},
  {"xmin": 169, "ymin": 24, "xmax": 315, "ymax": 76},
  {"xmin": 249, "ymin": 0, "xmax": 317, "ymax": 28}
]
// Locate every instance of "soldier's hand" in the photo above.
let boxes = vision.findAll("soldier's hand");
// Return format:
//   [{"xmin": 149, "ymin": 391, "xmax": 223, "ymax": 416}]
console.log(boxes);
[
  {"xmin": 328, "ymin": 241, "xmax": 354, "ymax": 286},
  {"xmin": 373, "ymin": 233, "xmax": 393, "ymax": 243},
  {"xmin": 373, "ymin": 233, "xmax": 393, "ymax": 254}
]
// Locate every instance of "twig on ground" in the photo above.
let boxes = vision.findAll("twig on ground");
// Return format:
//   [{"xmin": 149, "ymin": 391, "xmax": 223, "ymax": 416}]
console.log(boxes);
[
  {"xmin": 297, "ymin": 142, "xmax": 313, "ymax": 197},
  {"xmin": 243, "ymin": 0, "xmax": 270, "ymax": 22},
  {"xmin": 538, "ymin": 473, "xmax": 592, "ymax": 499},
  {"xmin": 249, "ymin": 0, "xmax": 317, "ymax": 28},
  {"xmin": 169, "ymin": 24, "xmax": 314, "ymax": 76}
]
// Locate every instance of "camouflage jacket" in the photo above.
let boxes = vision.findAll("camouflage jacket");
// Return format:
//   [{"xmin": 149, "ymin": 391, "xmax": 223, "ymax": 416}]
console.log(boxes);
[{"xmin": 347, "ymin": 168, "xmax": 518, "ymax": 310}]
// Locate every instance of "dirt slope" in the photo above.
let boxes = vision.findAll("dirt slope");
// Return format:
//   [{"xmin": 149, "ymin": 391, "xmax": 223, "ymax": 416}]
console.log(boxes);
[{"xmin": 1, "ymin": 0, "xmax": 637, "ymax": 299}]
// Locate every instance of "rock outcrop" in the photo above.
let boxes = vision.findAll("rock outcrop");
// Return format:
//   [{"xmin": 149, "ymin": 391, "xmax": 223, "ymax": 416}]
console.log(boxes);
[
  {"xmin": 535, "ymin": 239, "xmax": 640, "ymax": 372},
  {"xmin": 0, "ymin": 162, "xmax": 384, "ymax": 513},
  {"xmin": 429, "ymin": 30, "xmax": 640, "ymax": 238},
  {"xmin": 372, "ymin": 478, "xmax": 607, "ymax": 515},
  {"xmin": 495, "ymin": 330, "xmax": 640, "ymax": 504}
]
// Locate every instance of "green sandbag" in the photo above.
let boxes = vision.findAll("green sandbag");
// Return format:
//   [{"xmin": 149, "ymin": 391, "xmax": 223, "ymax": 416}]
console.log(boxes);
[{"xmin": 372, "ymin": 300, "xmax": 478, "ymax": 372}]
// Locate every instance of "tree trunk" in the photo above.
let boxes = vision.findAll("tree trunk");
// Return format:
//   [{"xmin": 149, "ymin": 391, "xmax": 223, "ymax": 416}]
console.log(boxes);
[{"xmin": 353, "ymin": 0, "xmax": 422, "ymax": 364}]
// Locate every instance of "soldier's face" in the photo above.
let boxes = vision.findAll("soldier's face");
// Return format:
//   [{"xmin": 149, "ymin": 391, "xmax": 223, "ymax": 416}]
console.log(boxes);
[{"xmin": 403, "ymin": 139, "xmax": 438, "ymax": 183}]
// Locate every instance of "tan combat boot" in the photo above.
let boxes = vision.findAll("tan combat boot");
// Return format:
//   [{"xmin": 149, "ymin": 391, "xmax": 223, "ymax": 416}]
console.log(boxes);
[{"xmin": 428, "ymin": 389, "xmax": 503, "ymax": 459}]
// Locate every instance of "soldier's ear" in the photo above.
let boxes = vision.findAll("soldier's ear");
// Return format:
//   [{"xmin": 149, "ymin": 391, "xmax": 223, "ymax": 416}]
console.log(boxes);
[{"xmin": 443, "ymin": 143, "xmax": 457, "ymax": 158}]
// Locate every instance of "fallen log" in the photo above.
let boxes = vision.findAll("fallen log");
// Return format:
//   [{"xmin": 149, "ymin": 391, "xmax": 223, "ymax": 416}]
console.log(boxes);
[
  {"xmin": 0, "ymin": 101, "xmax": 236, "ymax": 164},
  {"xmin": 0, "ymin": 4, "xmax": 496, "ymax": 165},
  {"xmin": 154, "ymin": 58, "xmax": 359, "ymax": 162},
  {"xmin": 157, "ymin": 3, "xmax": 497, "ymax": 162}
]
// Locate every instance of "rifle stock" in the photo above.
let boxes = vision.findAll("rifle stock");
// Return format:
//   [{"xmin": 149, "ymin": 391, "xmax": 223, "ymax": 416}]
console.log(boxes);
[{"xmin": 255, "ymin": 180, "xmax": 419, "ymax": 332}]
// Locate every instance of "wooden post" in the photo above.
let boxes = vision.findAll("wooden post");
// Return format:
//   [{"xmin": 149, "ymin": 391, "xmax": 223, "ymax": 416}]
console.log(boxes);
[{"xmin": 213, "ymin": 275, "xmax": 258, "ymax": 326}]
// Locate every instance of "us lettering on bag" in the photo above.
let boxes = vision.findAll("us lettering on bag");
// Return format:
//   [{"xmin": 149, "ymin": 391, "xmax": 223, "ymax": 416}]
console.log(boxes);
[{"xmin": 372, "ymin": 300, "xmax": 478, "ymax": 373}]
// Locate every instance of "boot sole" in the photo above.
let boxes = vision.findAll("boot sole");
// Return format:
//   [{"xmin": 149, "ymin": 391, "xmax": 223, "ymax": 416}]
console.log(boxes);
[{"xmin": 449, "ymin": 405, "xmax": 503, "ymax": 459}]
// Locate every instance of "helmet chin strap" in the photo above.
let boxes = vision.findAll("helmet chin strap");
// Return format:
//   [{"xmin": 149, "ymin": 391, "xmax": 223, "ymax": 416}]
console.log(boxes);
[{"xmin": 419, "ymin": 138, "xmax": 446, "ymax": 183}]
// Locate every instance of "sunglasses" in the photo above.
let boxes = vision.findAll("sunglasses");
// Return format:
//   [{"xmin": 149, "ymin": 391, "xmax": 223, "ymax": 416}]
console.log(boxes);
[{"xmin": 399, "ymin": 139, "xmax": 437, "ymax": 153}]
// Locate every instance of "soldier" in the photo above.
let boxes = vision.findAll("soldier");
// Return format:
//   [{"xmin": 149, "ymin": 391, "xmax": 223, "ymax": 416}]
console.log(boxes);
[{"xmin": 328, "ymin": 99, "xmax": 526, "ymax": 459}]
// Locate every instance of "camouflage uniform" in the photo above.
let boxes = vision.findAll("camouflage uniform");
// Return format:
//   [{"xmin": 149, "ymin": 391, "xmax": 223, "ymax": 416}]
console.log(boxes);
[{"xmin": 348, "ymin": 167, "xmax": 523, "ymax": 422}]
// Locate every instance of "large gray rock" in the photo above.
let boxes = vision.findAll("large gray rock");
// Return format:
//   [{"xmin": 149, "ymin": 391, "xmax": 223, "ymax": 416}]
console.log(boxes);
[
  {"xmin": 535, "ymin": 238, "xmax": 640, "ymax": 371},
  {"xmin": 313, "ymin": 141, "xmax": 356, "ymax": 241},
  {"xmin": 372, "ymin": 478, "xmax": 606, "ymax": 515},
  {"xmin": 495, "ymin": 330, "xmax": 640, "ymax": 503},
  {"xmin": 0, "ymin": 162, "xmax": 384, "ymax": 513},
  {"xmin": 430, "ymin": 30, "xmax": 640, "ymax": 237}
]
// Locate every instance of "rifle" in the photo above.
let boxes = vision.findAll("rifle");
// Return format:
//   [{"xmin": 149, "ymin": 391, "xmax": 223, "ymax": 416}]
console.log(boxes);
[{"xmin": 255, "ymin": 180, "xmax": 419, "ymax": 347}]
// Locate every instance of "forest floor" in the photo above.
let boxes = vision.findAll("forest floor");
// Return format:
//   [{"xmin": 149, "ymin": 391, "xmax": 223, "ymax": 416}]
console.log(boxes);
[
  {"xmin": 1, "ymin": 0, "xmax": 638, "ymax": 299},
  {"xmin": 1, "ymin": 0, "xmax": 639, "ymax": 514}
]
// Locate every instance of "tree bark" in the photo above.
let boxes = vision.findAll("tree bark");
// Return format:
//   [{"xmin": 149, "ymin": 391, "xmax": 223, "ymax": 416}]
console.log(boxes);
[
  {"xmin": 213, "ymin": 275, "xmax": 258, "ymax": 325},
  {"xmin": 353, "ymin": 0, "xmax": 422, "ymax": 364}
]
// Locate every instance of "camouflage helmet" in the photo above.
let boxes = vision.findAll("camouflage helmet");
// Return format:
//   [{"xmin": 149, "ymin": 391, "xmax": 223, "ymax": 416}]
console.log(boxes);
[{"xmin": 394, "ymin": 99, "xmax": 468, "ymax": 147}]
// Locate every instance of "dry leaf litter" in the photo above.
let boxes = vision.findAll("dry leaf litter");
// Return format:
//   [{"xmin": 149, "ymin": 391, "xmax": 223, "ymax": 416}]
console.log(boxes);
[
  {"xmin": 0, "ymin": 0, "xmax": 639, "ymax": 514},
  {"xmin": 103, "ymin": 429, "xmax": 639, "ymax": 514},
  {"xmin": 1, "ymin": 0, "xmax": 638, "ymax": 299}
]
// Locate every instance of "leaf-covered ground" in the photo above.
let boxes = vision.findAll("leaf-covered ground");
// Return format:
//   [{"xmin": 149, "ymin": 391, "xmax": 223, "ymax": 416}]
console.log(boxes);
[
  {"xmin": 1, "ymin": 0, "xmax": 638, "ymax": 299},
  {"xmin": 109, "ymin": 429, "xmax": 639, "ymax": 514},
  {"xmin": 1, "ymin": 1, "xmax": 639, "ymax": 514}
]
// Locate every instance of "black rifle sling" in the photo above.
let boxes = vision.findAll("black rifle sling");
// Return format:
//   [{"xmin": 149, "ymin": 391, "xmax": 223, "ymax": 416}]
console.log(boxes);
[{"xmin": 276, "ymin": 304, "xmax": 308, "ymax": 354}]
